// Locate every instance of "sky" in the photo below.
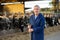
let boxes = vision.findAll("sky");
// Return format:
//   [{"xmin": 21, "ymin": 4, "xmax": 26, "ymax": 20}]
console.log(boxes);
[{"xmin": 25, "ymin": 0, "xmax": 52, "ymax": 11}]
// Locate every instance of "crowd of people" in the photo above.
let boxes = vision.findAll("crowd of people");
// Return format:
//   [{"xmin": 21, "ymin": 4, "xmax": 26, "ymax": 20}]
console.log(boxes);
[
  {"xmin": 44, "ymin": 14, "xmax": 60, "ymax": 28},
  {"xmin": 0, "ymin": 12, "xmax": 60, "ymax": 33},
  {"xmin": 0, "ymin": 13, "xmax": 29, "ymax": 32}
]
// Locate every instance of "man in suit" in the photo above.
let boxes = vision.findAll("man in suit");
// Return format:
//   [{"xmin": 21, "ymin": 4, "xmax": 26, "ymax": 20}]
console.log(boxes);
[{"xmin": 28, "ymin": 5, "xmax": 45, "ymax": 40}]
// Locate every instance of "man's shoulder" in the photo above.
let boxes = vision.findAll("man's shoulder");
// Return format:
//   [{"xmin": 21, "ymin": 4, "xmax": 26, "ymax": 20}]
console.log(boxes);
[
  {"xmin": 30, "ymin": 14, "xmax": 34, "ymax": 17},
  {"xmin": 39, "ymin": 13, "xmax": 43, "ymax": 16}
]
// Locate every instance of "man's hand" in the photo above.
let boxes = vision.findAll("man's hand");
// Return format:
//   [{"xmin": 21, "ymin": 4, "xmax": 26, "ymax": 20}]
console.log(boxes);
[
  {"xmin": 28, "ymin": 24, "xmax": 33, "ymax": 33},
  {"xmin": 28, "ymin": 28, "xmax": 34, "ymax": 33},
  {"xmin": 28, "ymin": 24, "xmax": 31, "ymax": 29}
]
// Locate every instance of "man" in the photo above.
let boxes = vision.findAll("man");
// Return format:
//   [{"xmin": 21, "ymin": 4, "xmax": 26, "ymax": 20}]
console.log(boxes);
[{"xmin": 28, "ymin": 5, "xmax": 45, "ymax": 40}]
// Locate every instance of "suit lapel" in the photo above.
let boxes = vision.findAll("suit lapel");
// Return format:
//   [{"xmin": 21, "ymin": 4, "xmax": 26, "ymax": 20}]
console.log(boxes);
[
  {"xmin": 35, "ymin": 14, "xmax": 41, "ymax": 25},
  {"xmin": 31, "ymin": 13, "xmax": 41, "ymax": 26}
]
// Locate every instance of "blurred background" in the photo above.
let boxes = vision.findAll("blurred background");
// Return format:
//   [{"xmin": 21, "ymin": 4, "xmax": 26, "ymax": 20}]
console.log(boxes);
[{"xmin": 0, "ymin": 0, "xmax": 25, "ymax": 35}]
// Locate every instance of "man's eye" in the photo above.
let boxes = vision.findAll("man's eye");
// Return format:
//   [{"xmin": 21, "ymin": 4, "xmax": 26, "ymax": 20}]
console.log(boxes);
[{"xmin": 35, "ymin": 9, "xmax": 39, "ymax": 10}]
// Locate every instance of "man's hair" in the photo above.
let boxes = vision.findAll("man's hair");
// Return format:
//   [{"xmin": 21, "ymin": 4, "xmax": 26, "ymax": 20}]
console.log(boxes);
[{"xmin": 34, "ymin": 5, "xmax": 40, "ymax": 8}]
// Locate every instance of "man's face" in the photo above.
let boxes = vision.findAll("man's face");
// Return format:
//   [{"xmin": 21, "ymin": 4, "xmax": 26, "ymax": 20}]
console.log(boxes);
[{"xmin": 33, "ymin": 7, "xmax": 40, "ymax": 15}]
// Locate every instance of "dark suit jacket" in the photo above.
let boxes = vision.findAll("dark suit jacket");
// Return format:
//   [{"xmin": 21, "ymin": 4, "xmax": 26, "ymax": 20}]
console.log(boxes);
[{"xmin": 29, "ymin": 13, "xmax": 45, "ymax": 40}]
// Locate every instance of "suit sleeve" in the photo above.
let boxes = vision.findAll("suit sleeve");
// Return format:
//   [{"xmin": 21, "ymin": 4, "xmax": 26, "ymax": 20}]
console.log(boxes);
[
  {"xmin": 33, "ymin": 15, "xmax": 45, "ymax": 32},
  {"xmin": 29, "ymin": 15, "xmax": 32, "ymax": 25}
]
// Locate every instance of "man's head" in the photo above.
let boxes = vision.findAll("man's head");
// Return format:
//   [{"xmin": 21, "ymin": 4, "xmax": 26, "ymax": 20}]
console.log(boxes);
[{"xmin": 33, "ymin": 5, "xmax": 40, "ymax": 15}]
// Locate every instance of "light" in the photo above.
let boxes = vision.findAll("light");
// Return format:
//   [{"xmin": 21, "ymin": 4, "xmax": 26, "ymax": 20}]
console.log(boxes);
[{"xmin": 1, "ymin": 2, "xmax": 21, "ymax": 5}]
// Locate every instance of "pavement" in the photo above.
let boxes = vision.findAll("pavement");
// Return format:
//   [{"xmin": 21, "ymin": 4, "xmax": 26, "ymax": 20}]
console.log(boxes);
[{"xmin": 45, "ymin": 31, "xmax": 60, "ymax": 40}]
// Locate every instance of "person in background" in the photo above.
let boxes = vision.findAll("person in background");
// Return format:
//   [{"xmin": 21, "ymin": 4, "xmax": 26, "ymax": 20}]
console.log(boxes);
[
  {"xmin": 28, "ymin": 5, "xmax": 45, "ymax": 40},
  {"xmin": 19, "ymin": 16, "xmax": 24, "ymax": 32}
]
